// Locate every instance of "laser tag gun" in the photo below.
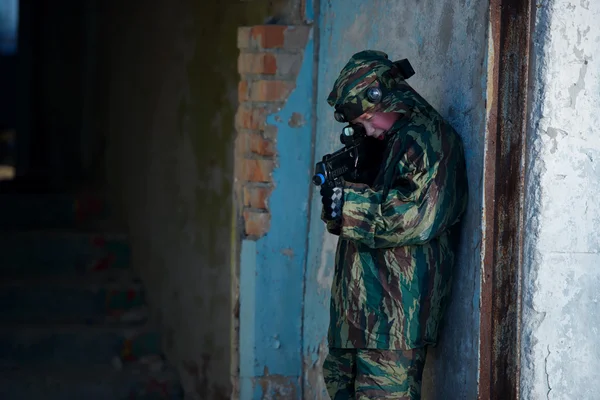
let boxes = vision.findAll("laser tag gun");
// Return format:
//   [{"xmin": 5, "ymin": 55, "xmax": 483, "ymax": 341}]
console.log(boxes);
[
  {"xmin": 312, "ymin": 58, "xmax": 414, "ymax": 189},
  {"xmin": 312, "ymin": 124, "xmax": 379, "ymax": 188}
]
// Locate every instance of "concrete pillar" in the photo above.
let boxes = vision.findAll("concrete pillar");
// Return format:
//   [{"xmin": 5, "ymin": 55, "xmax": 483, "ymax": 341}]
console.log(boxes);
[{"xmin": 521, "ymin": 1, "xmax": 600, "ymax": 399}]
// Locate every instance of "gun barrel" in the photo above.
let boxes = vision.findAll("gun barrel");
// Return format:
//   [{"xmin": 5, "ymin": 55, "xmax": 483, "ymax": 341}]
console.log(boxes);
[{"xmin": 312, "ymin": 173, "xmax": 326, "ymax": 186}]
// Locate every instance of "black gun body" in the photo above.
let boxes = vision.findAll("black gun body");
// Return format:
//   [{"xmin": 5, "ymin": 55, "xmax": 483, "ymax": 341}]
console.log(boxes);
[
  {"xmin": 312, "ymin": 135, "xmax": 365, "ymax": 188},
  {"xmin": 312, "ymin": 59, "xmax": 414, "ymax": 191}
]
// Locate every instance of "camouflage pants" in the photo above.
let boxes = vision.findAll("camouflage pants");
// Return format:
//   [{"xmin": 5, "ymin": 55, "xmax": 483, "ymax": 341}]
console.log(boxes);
[{"xmin": 323, "ymin": 347, "xmax": 427, "ymax": 400}]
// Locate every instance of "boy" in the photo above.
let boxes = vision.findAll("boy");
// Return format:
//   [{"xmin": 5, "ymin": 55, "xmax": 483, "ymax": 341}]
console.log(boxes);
[{"xmin": 319, "ymin": 50, "xmax": 468, "ymax": 399}]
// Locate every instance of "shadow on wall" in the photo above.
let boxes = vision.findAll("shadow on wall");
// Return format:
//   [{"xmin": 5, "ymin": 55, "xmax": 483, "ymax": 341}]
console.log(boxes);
[
  {"xmin": 415, "ymin": 2, "xmax": 488, "ymax": 399},
  {"xmin": 100, "ymin": 0, "xmax": 305, "ymax": 398}
]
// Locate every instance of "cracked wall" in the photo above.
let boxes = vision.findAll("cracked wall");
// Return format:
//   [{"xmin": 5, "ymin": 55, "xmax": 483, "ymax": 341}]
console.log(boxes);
[{"xmin": 521, "ymin": 1, "xmax": 600, "ymax": 399}]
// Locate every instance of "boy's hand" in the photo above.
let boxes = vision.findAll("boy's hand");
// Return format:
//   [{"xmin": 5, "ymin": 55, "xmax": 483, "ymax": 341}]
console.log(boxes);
[{"xmin": 320, "ymin": 185, "xmax": 344, "ymax": 221}]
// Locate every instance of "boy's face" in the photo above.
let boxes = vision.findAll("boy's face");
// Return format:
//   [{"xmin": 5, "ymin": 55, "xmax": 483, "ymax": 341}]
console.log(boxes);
[{"xmin": 351, "ymin": 112, "xmax": 400, "ymax": 139}]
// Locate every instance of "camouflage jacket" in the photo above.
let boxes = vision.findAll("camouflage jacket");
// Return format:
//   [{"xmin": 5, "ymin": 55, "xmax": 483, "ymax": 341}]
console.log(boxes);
[{"xmin": 324, "ymin": 84, "xmax": 468, "ymax": 350}]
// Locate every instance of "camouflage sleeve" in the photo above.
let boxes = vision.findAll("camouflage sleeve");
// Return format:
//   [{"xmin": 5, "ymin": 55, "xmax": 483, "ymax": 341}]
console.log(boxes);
[{"xmin": 339, "ymin": 136, "xmax": 468, "ymax": 248}]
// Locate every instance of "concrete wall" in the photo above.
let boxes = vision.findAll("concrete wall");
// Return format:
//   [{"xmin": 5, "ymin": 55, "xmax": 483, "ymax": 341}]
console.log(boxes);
[
  {"xmin": 303, "ymin": 1, "xmax": 489, "ymax": 398},
  {"xmin": 101, "ymin": 1, "xmax": 301, "ymax": 398},
  {"xmin": 521, "ymin": 1, "xmax": 600, "ymax": 399}
]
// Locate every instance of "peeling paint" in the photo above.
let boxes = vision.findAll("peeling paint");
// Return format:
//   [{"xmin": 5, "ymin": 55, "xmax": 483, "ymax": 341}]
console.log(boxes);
[
  {"xmin": 567, "ymin": 59, "xmax": 588, "ymax": 108},
  {"xmin": 521, "ymin": 1, "xmax": 600, "ymax": 399},
  {"xmin": 254, "ymin": 367, "xmax": 300, "ymax": 400},
  {"xmin": 238, "ymin": 20, "xmax": 314, "ymax": 400},
  {"xmin": 303, "ymin": 340, "xmax": 329, "ymax": 399},
  {"xmin": 281, "ymin": 248, "xmax": 295, "ymax": 259},
  {"xmin": 317, "ymin": 233, "xmax": 336, "ymax": 290},
  {"xmin": 288, "ymin": 112, "xmax": 306, "ymax": 127},
  {"xmin": 545, "ymin": 127, "xmax": 567, "ymax": 154}
]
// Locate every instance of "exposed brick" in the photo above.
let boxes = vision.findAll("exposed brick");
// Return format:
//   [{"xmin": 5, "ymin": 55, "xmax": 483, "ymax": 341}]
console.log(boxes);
[
  {"xmin": 263, "ymin": 125, "xmax": 278, "ymax": 141},
  {"xmin": 249, "ymin": 26, "xmax": 286, "ymax": 49},
  {"xmin": 239, "ymin": 131, "xmax": 276, "ymax": 157},
  {"xmin": 238, "ymin": 80, "xmax": 249, "ymax": 103},
  {"xmin": 235, "ymin": 106, "xmax": 268, "ymax": 130},
  {"xmin": 238, "ymin": 52, "xmax": 303, "ymax": 77},
  {"xmin": 238, "ymin": 52, "xmax": 278, "ymax": 75},
  {"xmin": 240, "ymin": 159, "xmax": 275, "ymax": 183},
  {"xmin": 237, "ymin": 26, "xmax": 310, "ymax": 50},
  {"xmin": 250, "ymin": 80, "xmax": 295, "ymax": 102},
  {"xmin": 243, "ymin": 185, "xmax": 273, "ymax": 209},
  {"xmin": 243, "ymin": 210, "xmax": 271, "ymax": 237},
  {"xmin": 235, "ymin": 24, "xmax": 311, "ymax": 241}
]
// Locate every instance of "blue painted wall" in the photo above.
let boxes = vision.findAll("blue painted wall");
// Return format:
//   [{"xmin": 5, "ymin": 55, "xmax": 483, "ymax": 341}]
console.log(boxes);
[{"xmin": 238, "ymin": 28, "xmax": 315, "ymax": 399}]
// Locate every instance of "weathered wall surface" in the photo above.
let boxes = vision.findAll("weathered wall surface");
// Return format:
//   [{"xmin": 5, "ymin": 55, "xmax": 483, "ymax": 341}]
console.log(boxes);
[
  {"xmin": 102, "ymin": 1, "xmax": 301, "ymax": 398},
  {"xmin": 234, "ymin": 21, "xmax": 315, "ymax": 399},
  {"xmin": 521, "ymin": 1, "xmax": 600, "ymax": 399},
  {"xmin": 304, "ymin": 1, "xmax": 489, "ymax": 398}
]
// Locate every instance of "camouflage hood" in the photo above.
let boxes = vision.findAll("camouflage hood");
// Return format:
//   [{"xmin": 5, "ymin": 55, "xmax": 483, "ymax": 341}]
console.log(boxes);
[{"xmin": 327, "ymin": 50, "xmax": 418, "ymax": 123}]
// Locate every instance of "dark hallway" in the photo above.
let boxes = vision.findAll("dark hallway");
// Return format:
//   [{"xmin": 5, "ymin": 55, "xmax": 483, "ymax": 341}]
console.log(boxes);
[
  {"xmin": 0, "ymin": 0, "xmax": 185, "ymax": 398},
  {"xmin": 0, "ymin": 0, "xmax": 186, "ymax": 398},
  {"xmin": 0, "ymin": 0, "xmax": 298, "ymax": 398},
  {"xmin": 0, "ymin": 192, "xmax": 183, "ymax": 398}
]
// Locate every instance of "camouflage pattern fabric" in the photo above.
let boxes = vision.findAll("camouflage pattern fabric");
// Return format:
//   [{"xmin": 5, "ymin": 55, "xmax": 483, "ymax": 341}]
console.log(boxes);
[
  {"xmin": 323, "ymin": 347, "xmax": 427, "ymax": 400},
  {"xmin": 323, "ymin": 50, "xmax": 469, "ymax": 350},
  {"xmin": 327, "ymin": 50, "xmax": 416, "ymax": 123}
]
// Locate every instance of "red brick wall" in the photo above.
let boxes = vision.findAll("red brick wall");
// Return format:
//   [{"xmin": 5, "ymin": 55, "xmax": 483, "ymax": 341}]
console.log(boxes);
[{"xmin": 235, "ymin": 25, "xmax": 310, "ymax": 239}]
